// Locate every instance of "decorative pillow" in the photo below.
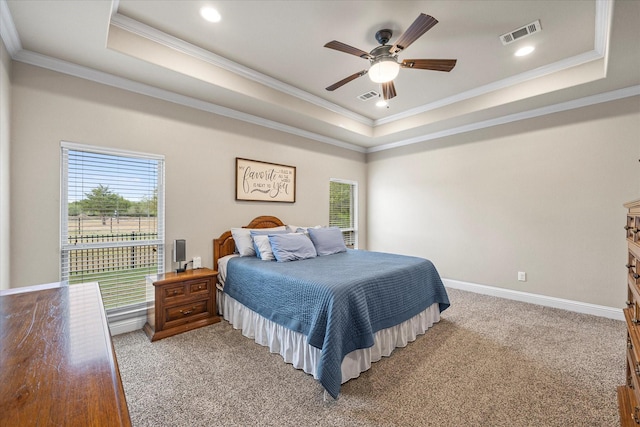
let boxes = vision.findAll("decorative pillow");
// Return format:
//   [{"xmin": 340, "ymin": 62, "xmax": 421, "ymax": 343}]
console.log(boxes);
[
  {"xmin": 307, "ymin": 227, "xmax": 347, "ymax": 256},
  {"xmin": 268, "ymin": 233, "xmax": 317, "ymax": 262},
  {"xmin": 231, "ymin": 226, "xmax": 286, "ymax": 257},
  {"xmin": 250, "ymin": 229, "xmax": 289, "ymax": 260},
  {"xmin": 251, "ymin": 235, "xmax": 276, "ymax": 261}
]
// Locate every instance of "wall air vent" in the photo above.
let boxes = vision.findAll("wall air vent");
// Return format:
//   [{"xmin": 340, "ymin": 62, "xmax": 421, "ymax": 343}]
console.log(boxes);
[
  {"xmin": 357, "ymin": 91, "xmax": 379, "ymax": 101},
  {"xmin": 500, "ymin": 20, "xmax": 542, "ymax": 45}
]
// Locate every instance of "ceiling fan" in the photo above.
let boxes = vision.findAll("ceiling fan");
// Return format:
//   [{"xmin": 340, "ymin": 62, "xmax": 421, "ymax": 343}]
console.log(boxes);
[{"xmin": 324, "ymin": 13, "xmax": 457, "ymax": 101}]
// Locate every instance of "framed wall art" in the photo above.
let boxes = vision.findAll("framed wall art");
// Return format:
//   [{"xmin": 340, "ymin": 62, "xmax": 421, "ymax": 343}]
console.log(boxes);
[{"xmin": 235, "ymin": 158, "xmax": 296, "ymax": 203}]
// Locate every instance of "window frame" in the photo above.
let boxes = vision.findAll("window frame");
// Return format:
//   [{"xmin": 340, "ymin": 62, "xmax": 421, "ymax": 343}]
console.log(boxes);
[
  {"xmin": 60, "ymin": 141, "xmax": 165, "ymax": 321},
  {"xmin": 329, "ymin": 178, "xmax": 358, "ymax": 249}
]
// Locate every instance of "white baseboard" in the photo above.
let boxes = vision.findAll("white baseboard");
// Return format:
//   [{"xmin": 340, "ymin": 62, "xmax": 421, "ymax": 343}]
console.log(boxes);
[
  {"xmin": 443, "ymin": 278, "xmax": 624, "ymax": 321},
  {"xmin": 108, "ymin": 315, "xmax": 147, "ymax": 336},
  {"xmin": 106, "ymin": 280, "xmax": 623, "ymax": 335}
]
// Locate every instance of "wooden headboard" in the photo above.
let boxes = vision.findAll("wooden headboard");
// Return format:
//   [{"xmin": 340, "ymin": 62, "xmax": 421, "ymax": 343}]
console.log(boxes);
[{"xmin": 212, "ymin": 215, "xmax": 285, "ymax": 271}]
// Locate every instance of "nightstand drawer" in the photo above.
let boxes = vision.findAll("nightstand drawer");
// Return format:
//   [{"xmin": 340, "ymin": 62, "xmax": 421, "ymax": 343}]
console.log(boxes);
[
  {"xmin": 163, "ymin": 284, "xmax": 186, "ymax": 300},
  {"xmin": 165, "ymin": 300, "xmax": 209, "ymax": 324},
  {"xmin": 189, "ymin": 279, "xmax": 210, "ymax": 295}
]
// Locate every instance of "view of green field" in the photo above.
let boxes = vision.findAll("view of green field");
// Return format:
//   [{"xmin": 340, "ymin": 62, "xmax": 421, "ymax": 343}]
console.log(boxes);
[
  {"xmin": 67, "ymin": 216, "xmax": 158, "ymax": 238},
  {"xmin": 66, "ymin": 215, "xmax": 160, "ymax": 310}
]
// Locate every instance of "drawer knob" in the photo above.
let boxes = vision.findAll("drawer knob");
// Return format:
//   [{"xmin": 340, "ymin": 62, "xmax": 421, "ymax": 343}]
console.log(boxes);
[
  {"xmin": 179, "ymin": 306, "xmax": 198, "ymax": 315},
  {"xmin": 198, "ymin": 285, "xmax": 203, "ymax": 289},
  {"xmin": 173, "ymin": 290, "xmax": 178, "ymax": 295}
]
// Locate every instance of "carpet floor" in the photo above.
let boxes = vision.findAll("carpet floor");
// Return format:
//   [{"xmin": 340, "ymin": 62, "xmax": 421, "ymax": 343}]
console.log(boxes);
[{"xmin": 112, "ymin": 288, "xmax": 626, "ymax": 426}]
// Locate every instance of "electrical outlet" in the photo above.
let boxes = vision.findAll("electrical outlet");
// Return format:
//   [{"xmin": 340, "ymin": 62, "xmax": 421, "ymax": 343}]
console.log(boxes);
[
  {"xmin": 193, "ymin": 256, "xmax": 202, "ymax": 269},
  {"xmin": 518, "ymin": 271, "xmax": 527, "ymax": 282}
]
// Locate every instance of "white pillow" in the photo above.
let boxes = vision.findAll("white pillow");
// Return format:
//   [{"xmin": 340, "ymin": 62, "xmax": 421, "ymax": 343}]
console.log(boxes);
[
  {"xmin": 231, "ymin": 226, "xmax": 286, "ymax": 257},
  {"xmin": 252, "ymin": 235, "xmax": 276, "ymax": 261},
  {"xmin": 286, "ymin": 225, "xmax": 322, "ymax": 234}
]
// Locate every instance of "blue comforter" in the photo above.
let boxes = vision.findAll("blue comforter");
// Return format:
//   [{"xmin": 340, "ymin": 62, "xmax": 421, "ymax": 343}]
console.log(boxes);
[{"xmin": 224, "ymin": 249, "xmax": 450, "ymax": 398}]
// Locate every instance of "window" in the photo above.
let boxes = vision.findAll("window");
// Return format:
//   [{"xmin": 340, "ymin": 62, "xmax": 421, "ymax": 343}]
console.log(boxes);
[
  {"xmin": 61, "ymin": 142, "xmax": 164, "ymax": 314},
  {"xmin": 329, "ymin": 179, "xmax": 358, "ymax": 248}
]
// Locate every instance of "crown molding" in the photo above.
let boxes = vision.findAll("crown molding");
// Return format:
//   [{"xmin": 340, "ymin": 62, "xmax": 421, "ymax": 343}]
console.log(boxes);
[
  {"xmin": 373, "ymin": 50, "xmax": 604, "ymax": 127},
  {"xmin": 1, "ymin": 0, "xmax": 627, "ymax": 156},
  {"xmin": 367, "ymin": 85, "xmax": 640, "ymax": 153},
  {"xmin": 0, "ymin": 0, "xmax": 22, "ymax": 56},
  {"xmin": 13, "ymin": 49, "xmax": 366, "ymax": 153},
  {"xmin": 594, "ymin": 0, "xmax": 613, "ymax": 56},
  {"xmin": 110, "ymin": 1, "xmax": 612, "ymax": 130},
  {"xmin": 375, "ymin": 0, "xmax": 612, "ymax": 127},
  {"xmin": 14, "ymin": 45, "xmax": 635, "ymax": 156},
  {"xmin": 7, "ymin": 46, "xmax": 636, "ymax": 156},
  {"xmin": 110, "ymin": 13, "xmax": 374, "ymax": 128}
]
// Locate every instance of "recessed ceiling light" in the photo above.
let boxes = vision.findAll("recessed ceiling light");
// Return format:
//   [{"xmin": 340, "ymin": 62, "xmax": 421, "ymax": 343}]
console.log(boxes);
[
  {"xmin": 515, "ymin": 46, "xmax": 535, "ymax": 57},
  {"xmin": 200, "ymin": 7, "xmax": 221, "ymax": 23},
  {"xmin": 376, "ymin": 100, "xmax": 388, "ymax": 108}
]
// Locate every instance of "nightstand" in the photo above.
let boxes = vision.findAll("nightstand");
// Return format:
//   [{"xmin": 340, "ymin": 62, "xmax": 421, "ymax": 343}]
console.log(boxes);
[{"xmin": 143, "ymin": 268, "xmax": 220, "ymax": 341}]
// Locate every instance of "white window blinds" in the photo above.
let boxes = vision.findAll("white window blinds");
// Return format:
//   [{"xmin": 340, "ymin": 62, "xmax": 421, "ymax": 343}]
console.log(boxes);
[
  {"xmin": 60, "ymin": 142, "xmax": 165, "ymax": 311},
  {"xmin": 329, "ymin": 179, "xmax": 358, "ymax": 248}
]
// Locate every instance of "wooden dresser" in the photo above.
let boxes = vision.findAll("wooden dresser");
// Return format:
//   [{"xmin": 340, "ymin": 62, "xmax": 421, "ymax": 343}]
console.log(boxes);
[
  {"xmin": 143, "ymin": 268, "xmax": 220, "ymax": 341},
  {"xmin": 0, "ymin": 282, "xmax": 131, "ymax": 426},
  {"xmin": 619, "ymin": 199, "xmax": 640, "ymax": 425}
]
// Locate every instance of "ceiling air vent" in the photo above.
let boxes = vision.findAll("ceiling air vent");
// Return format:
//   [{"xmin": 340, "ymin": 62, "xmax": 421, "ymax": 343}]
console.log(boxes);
[
  {"xmin": 357, "ymin": 91, "xmax": 379, "ymax": 101},
  {"xmin": 500, "ymin": 20, "xmax": 542, "ymax": 45}
]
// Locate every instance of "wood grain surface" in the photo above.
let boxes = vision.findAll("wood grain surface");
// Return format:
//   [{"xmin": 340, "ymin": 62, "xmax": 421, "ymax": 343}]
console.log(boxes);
[{"xmin": 0, "ymin": 282, "xmax": 131, "ymax": 426}]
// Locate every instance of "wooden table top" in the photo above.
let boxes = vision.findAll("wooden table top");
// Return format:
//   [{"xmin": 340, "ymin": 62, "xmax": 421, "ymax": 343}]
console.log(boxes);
[
  {"xmin": 151, "ymin": 267, "xmax": 218, "ymax": 285},
  {"xmin": 0, "ymin": 282, "xmax": 131, "ymax": 426}
]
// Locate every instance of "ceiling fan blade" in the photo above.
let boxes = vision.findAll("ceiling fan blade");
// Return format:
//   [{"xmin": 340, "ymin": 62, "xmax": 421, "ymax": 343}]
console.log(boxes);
[
  {"xmin": 381, "ymin": 81, "xmax": 397, "ymax": 100},
  {"xmin": 326, "ymin": 70, "xmax": 368, "ymax": 91},
  {"xmin": 401, "ymin": 59, "xmax": 457, "ymax": 72},
  {"xmin": 389, "ymin": 14, "xmax": 438, "ymax": 55},
  {"xmin": 324, "ymin": 41, "xmax": 373, "ymax": 60}
]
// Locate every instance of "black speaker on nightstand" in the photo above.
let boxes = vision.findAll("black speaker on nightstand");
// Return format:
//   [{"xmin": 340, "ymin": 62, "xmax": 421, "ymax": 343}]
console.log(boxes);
[{"xmin": 173, "ymin": 239, "xmax": 186, "ymax": 273}]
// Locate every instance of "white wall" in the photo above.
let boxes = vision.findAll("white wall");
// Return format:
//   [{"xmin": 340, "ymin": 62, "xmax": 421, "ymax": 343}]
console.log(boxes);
[
  {"xmin": 368, "ymin": 96, "xmax": 640, "ymax": 308},
  {"xmin": 0, "ymin": 39, "xmax": 10, "ymax": 290},
  {"xmin": 9, "ymin": 62, "xmax": 367, "ymax": 288}
]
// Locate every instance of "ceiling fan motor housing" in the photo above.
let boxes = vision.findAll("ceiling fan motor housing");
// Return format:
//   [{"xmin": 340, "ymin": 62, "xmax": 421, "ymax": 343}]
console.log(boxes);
[
  {"xmin": 370, "ymin": 45, "xmax": 395, "ymax": 59},
  {"xmin": 375, "ymin": 29, "xmax": 393, "ymax": 45}
]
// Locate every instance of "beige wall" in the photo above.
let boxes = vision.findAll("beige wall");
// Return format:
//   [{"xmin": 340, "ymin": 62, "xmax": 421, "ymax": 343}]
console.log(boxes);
[
  {"xmin": 0, "ymin": 40, "xmax": 11, "ymax": 290},
  {"xmin": 368, "ymin": 96, "xmax": 640, "ymax": 308},
  {"xmin": 9, "ymin": 62, "xmax": 367, "ymax": 288},
  {"xmin": 8, "ymin": 59, "xmax": 640, "ymax": 310}
]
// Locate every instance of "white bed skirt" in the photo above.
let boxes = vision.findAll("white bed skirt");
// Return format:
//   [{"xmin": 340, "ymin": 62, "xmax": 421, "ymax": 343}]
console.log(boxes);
[{"xmin": 217, "ymin": 288, "xmax": 441, "ymax": 385}]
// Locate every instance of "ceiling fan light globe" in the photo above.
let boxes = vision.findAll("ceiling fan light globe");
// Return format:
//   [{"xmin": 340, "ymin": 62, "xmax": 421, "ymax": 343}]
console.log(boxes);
[{"xmin": 369, "ymin": 59, "xmax": 400, "ymax": 83}]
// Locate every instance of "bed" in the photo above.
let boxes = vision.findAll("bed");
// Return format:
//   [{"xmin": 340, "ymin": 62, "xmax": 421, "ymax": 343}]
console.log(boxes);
[{"xmin": 212, "ymin": 215, "xmax": 450, "ymax": 399}]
